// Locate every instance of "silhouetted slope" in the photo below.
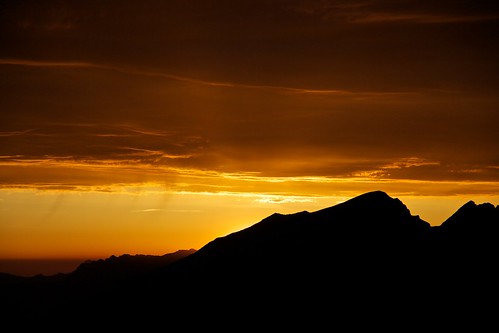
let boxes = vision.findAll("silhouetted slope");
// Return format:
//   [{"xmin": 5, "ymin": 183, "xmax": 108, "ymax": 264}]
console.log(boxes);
[
  {"xmin": 68, "ymin": 249, "xmax": 196, "ymax": 286},
  {"xmin": 159, "ymin": 190, "xmax": 431, "ymax": 279},
  {"xmin": 440, "ymin": 200, "xmax": 499, "ymax": 236},
  {"xmin": 431, "ymin": 200, "xmax": 499, "ymax": 280},
  {"xmin": 0, "ymin": 250, "xmax": 196, "ymax": 320}
]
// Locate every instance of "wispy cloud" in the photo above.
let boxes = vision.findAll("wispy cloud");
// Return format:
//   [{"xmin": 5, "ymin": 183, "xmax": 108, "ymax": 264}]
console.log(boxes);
[
  {"xmin": 0, "ymin": 58, "xmax": 414, "ymax": 97},
  {"xmin": 131, "ymin": 208, "xmax": 202, "ymax": 213},
  {"xmin": 348, "ymin": 13, "xmax": 499, "ymax": 24},
  {"xmin": 255, "ymin": 195, "xmax": 314, "ymax": 204},
  {"xmin": 0, "ymin": 59, "xmax": 95, "ymax": 68},
  {"xmin": 131, "ymin": 208, "xmax": 162, "ymax": 213},
  {"xmin": 0, "ymin": 58, "xmax": 234, "ymax": 87},
  {"xmin": 288, "ymin": 0, "xmax": 499, "ymax": 24},
  {"xmin": 118, "ymin": 147, "xmax": 194, "ymax": 160},
  {"xmin": 0, "ymin": 129, "xmax": 34, "ymax": 137},
  {"xmin": 381, "ymin": 157, "xmax": 440, "ymax": 169},
  {"xmin": 0, "ymin": 123, "xmax": 207, "ymax": 166}
]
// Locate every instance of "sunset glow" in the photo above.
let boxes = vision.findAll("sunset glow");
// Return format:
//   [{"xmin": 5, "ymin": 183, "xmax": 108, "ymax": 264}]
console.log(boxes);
[{"xmin": 1, "ymin": 0, "xmax": 498, "ymax": 275}]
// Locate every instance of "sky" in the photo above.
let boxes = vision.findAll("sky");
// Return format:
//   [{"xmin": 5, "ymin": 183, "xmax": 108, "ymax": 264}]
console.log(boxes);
[{"xmin": 1, "ymin": 0, "xmax": 498, "ymax": 275}]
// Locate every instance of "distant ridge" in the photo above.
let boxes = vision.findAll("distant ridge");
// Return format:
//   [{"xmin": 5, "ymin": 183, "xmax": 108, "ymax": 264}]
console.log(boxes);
[
  {"xmin": 67, "ymin": 249, "xmax": 196, "ymax": 285},
  {"xmin": 1, "ymin": 190, "xmax": 497, "ymax": 327},
  {"xmin": 440, "ymin": 200, "xmax": 499, "ymax": 234}
]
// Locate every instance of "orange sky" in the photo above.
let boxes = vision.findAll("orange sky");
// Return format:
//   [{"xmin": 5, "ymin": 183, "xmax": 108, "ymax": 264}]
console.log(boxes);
[{"xmin": 1, "ymin": 1, "xmax": 498, "ymax": 274}]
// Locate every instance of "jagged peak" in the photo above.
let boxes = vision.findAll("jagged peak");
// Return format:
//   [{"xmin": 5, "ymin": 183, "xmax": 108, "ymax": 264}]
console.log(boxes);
[
  {"xmin": 449, "ymin": 200, "xmax": 495, "ymax": 216},
  {"xmin": 356, "ymin": 190, "xmax": 392, "ymax": 199},
  {"xmin": 316, "ymin": 190, "xmax": 409, "ymax": 214},
  {"xmin": 343, "ymin": 190, "xmax": 403, "ymax": 207},
  {"xmin": 440, "ymin": 199, "xmax": 497, "ymax": 230},
  {"xmin": 461, "ymin": 200, "xmax": 477, "ymax": 209},
  {"xmin": 337, "ymin": 190, "xmax": 391, "ymax": 204}
]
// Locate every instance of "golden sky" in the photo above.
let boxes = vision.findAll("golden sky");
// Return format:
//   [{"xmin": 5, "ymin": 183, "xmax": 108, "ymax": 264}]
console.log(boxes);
[{"xmin": 1, "ymin": 1, "xmax": 498, "ymax": 266}]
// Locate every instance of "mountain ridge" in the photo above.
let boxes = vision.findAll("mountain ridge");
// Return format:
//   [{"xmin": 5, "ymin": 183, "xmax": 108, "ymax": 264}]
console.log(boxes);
[{"xmin": 1, "ymin": 190, "xmax": 497, "ymax": 326}]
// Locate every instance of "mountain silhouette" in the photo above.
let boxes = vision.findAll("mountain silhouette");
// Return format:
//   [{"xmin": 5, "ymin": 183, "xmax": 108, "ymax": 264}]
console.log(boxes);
[
  {"xmin": 67, "ymin": 249, "xmax": 196, "ymax": 286},
  {"xmin": 155, "ymin": 190, "xmax": 431, "ymax": 281},
  {"xmin": 1, "ymin": 190, "xmax": 497, "ymax": 328}
]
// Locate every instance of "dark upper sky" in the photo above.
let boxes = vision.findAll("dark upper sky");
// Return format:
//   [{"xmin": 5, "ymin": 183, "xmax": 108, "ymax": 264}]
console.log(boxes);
[
  {"xmin": 1, "ymin": 0, "xmax": 498, "ymax": 189},
  {"xmin": 2, "ymin": 0, "xmax": 498, "ymax": 90}
]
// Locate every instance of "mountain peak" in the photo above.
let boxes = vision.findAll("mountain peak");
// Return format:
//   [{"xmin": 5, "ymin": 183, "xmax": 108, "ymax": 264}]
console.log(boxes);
[
  {"xmin": 315, "ymin": 190, "xmax": 413, "ymax": 219},
  {"xmin": 440, "ymin": 199, "xmax": 498, "ymax": 232},
  {"xmin": 343, "ymin": 190, "xmax": 403, "ymax": 208},
  {"xmin": 354, "ymin": 190, "xmax": 392, "ymax": 200},
  {"xmin": 309, "ymin": 190, "xmax": 431, "ymax": 243}
]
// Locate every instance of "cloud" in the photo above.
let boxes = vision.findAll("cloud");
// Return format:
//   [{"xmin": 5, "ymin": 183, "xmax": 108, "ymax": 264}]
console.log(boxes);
[
  {"xmin": 131, "ymin": 208, "xmax": 202, "ymax": 213},
  {"xmin": 1, "ymin": 1, "xmax": 498, "ymax": 195},
  {"xmin": 288, "ymin": 0, "xmax": 499, "ymax": 24},
  {"xmin": 2, "ymin": 0, "xmax": 497, "ymax": 94},
  {"xmin": 0, "ymin": 129, "xmax": 34, "ymax": 137},
  {"xmin": 131, "ymin": 208, "xmax": 162, "ymax": 213},
  {"xmin": 255, "ymin": 195, "xmax": 314, "ymax": 204},
  {"xmin": 0, "ymin": 58, "xmax": 419, "ymax": 97},
  {"xmin": 0, "ymin": 123, "xmax": 207, "ymax": 167},
  {"xmin": 0, "ymin": 59, "xmax": 95, "ymax": 68},
  {"xmin": 1, "ymin": 59, "xmax": 498, "ymax": 187},
  {"xmin": 347, "ymin": 13, "xmax": 499, "ymax": 24},
  {"xmin": 381, "ymin": 157, "xmax": 440, "ymax": 170}
]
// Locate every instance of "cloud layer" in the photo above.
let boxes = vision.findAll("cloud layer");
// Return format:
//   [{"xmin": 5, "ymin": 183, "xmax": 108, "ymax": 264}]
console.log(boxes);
[{"xmin": 1, "ymin": 0, "xmax": 498, "ymax": 195}]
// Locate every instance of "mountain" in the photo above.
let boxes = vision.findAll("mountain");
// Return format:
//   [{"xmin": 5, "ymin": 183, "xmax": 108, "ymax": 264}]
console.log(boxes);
[
  {"xmin": 67, "ymin": 249, "xmax": 196, "ymax": 286},
  {"xmin": 154, "ymin": 190, "xmax": 432, "ymax": 281},
  {"xmin": 1, "ymin": 190, "xmax": 497, "ymax": 327},
  {"xmin": 440, "ymin": 200, "xmax": 499, "ymax": 237},
  {"xmin": 431, "ymin": 200, "xmax": 499, "ymax": 280},
  {"xmin": 0, "ymin": 249, "xmax": 196, "ymax": 320}
]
